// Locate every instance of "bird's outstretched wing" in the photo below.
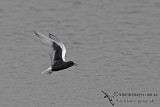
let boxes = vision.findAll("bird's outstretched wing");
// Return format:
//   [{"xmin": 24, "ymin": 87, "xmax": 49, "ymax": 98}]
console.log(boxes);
[
  {"xmin": 34, "ymin": 32, "xmax": 66, "ymax": 65},
  {"xmin": 34, "ymin": 31, "xmax": 56, "ymax": 65},
  {"xmin": 49, "ymin": 33, "xmax": 66, "ymax": 61}
]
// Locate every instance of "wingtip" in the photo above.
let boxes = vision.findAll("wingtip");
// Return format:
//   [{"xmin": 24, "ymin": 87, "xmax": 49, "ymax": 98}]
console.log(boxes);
[
  {"xmin": 48, "ymin": 33, "xmax": 61, "ymax": 42},
  {"xmin": 34, "ymin": 31, "xmax": 41, "ymax": 38},
  {"xmin": 49, "ymin": 33, "xmax": 57, "ymax": 36},
  {"xmin": 34, "ymin": 31, "xmax": 38, "ymax": 35},
  {"xmin": 48, "ymin": 33, "xmax": 54, "ymax": 37},
  {"xmin": 48, "ymin": 33, "xmax": 51, "ymax": 37}
]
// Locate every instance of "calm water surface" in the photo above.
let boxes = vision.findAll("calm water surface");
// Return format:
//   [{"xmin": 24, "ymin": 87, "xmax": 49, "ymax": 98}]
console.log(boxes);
[{"xmin": 0, "ymin": 0, "xmax": 160, "ymax": 107}]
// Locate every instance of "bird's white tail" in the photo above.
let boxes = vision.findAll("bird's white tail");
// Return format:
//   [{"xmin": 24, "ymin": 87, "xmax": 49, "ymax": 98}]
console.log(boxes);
[{"xmin": 41, "ymin": 67, "xmax": 52, "ymax": 74}]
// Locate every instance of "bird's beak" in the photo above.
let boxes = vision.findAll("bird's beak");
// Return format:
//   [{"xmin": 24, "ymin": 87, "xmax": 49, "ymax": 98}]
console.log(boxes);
[{"xmin": 74, "ymin": 64, "xmax": 78, "ymax": 66}]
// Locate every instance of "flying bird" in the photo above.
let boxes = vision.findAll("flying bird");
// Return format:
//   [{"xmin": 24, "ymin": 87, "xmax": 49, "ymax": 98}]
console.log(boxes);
[{"xmin": 34, "ymin": 32, "xmax": 77, "ymax": 75}]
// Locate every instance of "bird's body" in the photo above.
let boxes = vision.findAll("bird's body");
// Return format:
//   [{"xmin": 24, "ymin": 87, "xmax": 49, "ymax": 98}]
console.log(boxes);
[
  {"xmin": 52, "ymin": 61, "xmax": 75, "ymax": 71},
  {"xmin": 34, "ymin": 32, "xmax": 76, "ymax": 75}
]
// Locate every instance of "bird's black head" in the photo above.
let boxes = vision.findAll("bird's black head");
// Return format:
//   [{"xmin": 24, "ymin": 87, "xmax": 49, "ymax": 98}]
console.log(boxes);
[{"xmin": 68, "ymin": 61, "xmax": 77, "ymax": 66}]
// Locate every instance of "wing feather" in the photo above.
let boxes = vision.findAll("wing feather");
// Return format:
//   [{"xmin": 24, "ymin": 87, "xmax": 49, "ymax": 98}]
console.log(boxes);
[
  {"xmin": 34, "ymin": 32, "xmax": 54, "ymax": 65},
  {"xmin": 34, "ymin": 31, "xmax": 66, "ymax": 65},
  {"xmin": 49, "ymin": 33, "xmax": 66, "ymax": 61}
]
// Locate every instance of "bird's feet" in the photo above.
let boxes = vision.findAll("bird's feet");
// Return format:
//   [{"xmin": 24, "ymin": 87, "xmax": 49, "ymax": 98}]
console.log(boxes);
[{"xmin": 47, "ymin": 71, "xmax": 53, "ymax": 75}]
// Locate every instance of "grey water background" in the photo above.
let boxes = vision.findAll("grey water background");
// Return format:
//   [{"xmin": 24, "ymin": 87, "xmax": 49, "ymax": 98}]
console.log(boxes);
[{"xmin": 1, "ymin": 0, "xmax": 160, "ymax": 107}]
